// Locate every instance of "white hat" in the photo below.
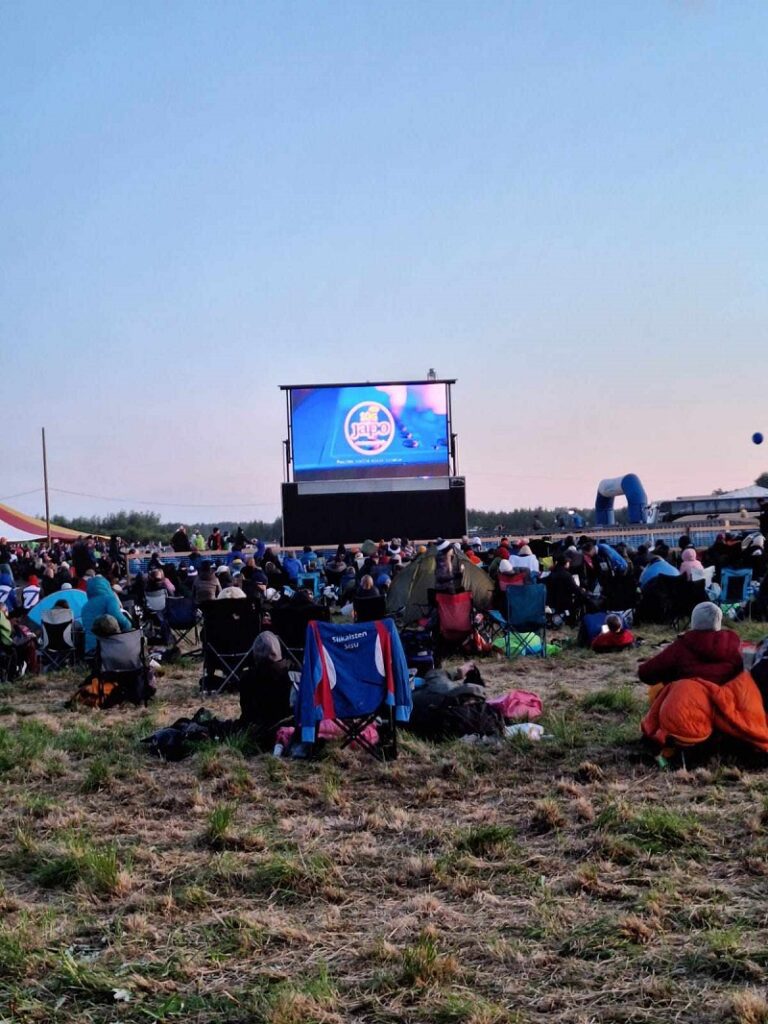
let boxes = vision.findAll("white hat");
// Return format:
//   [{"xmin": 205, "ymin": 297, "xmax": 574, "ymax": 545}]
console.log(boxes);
[
  {"xmin": 217, "ymin": 586, "xmax": 246, "ymax": 600},
  {"xmin": 498, "ymin": 559, "xmax": 513, "ymax": 574},
  {"xmin": 215, "ymin": 565, "xmax": 230, "ymax": 575}
]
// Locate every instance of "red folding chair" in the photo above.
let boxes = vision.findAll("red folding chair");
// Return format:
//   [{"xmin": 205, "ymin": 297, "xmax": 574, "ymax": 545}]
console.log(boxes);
[{"xmin": 434, "ymin": 591, "xmax": 474, "ymax": 663}]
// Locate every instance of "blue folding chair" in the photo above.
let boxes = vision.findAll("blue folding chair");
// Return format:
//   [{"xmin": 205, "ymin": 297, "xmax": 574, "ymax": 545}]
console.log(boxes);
[
  {"xmin": 718, "ymin": 568, "xmax": 753, "ymax": 619},
  {"xmin": 489, "ymin": 583, "xmax": 548, "ymax": 658},
  {"xmin": 297, "ymin": 572, "xmax": 322, "ymax": 598},
  {"xmin": 298, "ymin": 619, "xmax": 412, "ymax": 761}
]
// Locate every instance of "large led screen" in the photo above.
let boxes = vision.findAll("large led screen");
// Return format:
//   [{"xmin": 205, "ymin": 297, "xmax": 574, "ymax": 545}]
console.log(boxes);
[{"xmin": 290, "ymin": 382, "xmax": 450, "ymax": 481}]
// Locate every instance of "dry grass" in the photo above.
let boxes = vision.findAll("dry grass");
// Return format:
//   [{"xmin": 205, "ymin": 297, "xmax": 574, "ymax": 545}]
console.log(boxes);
[{"xmin": 1, "ymin": 623, "xmax": 767, "ymax": 1022}]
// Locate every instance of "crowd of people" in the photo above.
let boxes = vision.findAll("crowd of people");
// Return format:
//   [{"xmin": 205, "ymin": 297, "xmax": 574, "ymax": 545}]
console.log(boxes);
[{"xmin": 2, "ymin": 519, "xmax": 767, "ymax": 675}]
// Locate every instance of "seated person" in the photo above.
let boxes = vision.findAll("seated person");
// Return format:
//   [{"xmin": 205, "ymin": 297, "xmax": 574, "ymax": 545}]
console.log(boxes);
[
  {"xmin": 639, "ymin": 555, "xmax": 679, "ymax": 589},
  {"xmin": 81, "ymin": 576, "xmax": 133, "ymax": 656},
  {"xmin": 147, "ymin": 568, "xmax": 176, "ymax": 595},
  {"xmin": 193, "ymin": 561, "xmax": 221, "ymax": 603},
  {"xmin": 282, "ymin": 550, "xmax": 302, "ymax": 584},
  {"xmin": 510, "ymin": 544, "xmax": 540, "ymax": 576},
  {"xmin": 544, "ymin": 555, "xmax": 586, "ymax": 620},
  {"xmin": 238, "ymin": 631, "xmax": 294, "ymax": 749},
  {"xmin": 591, "ymin": 613, "xmax": 635, "ymax": 653},
  {"xmin": 679, "ymin": 548, "xmax": 704, "ymax": 578},
  {"xmin": 355, "ymin": 574, "xmax": 381, "ymax": 599},
  {"xmin": 638, "ymin": 602, "xmax": 742, "ymax": 694},
  {"xmin": 497, "ymin": 559, "xmax": 530, "ymax": 590}
]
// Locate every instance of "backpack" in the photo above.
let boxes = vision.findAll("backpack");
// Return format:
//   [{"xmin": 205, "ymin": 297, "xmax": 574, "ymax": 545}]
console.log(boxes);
[
  {"xmin": 68, "ymin": 675, "xmax": 122, "ymax": 709},
  {"xmin": 408, "ymin": 679, "xmax": 504, "ymax": 741},
  {"xmin": 68, "ymin": 668, "xmax": 155, "ymax": 709}
]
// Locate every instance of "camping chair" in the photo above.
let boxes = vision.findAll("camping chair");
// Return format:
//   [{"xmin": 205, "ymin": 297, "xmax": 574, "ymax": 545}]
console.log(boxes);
[
  {"xmin": 268, "ymin": 604, "xmax": 330, "ymax": 661},
  {"xmin": 165, "ymin": 596, "xmax": 202, "ymax": 653},
  {"xmin": 297, "ymin": 572, "xmax": 322, "ymax": 598},
  {"xmin": 602, "ymin": 574, "xmax": 640, "ymax": 622},
  {"xmin": 490, "ymin": 583, "xmax": 548, "ymax": 658},
  {"xmin": 353, "ymin": 595, "xmax": 389, "ymax": 622},
  {"xmin": 199, "ymin": 599, "xmax": 262, "ymax": 694},
  {"xmin": 718, "ymin": 568, "xmax": 753, "ymax": 619},
  {"xmin": 433, "ymin": 591, "xmax": 474, "ymax": 666},
  {"xmin": 39, "ymin": 607, "xmax": 77, "ymax": 672},
  {"xmin": 669, "ymin": 576, "xmax": 707, "ymax": 630},
  {"xmin": 143, "ymin": 589, "xmax": 169, "ymax": 644},
  {"xmin": 434, "ymin": 591, "xmax": 473, "ymax": 653},
  {"xmin": 297, "ymin": 619, "xmax": 412, "ymax": 762},
  {"xmin": 95, "ymin": 629, "xmax": 153, "ymax": 706}
]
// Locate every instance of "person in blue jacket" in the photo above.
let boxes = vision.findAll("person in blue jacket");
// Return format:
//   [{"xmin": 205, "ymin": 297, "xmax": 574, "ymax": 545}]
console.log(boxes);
[
  {"xmin": 639, "ymin": 555, "xmax": 679, "ymax": 590},
  {"xmin": 81, "ymin": 576, "xmax": 132, "ymax": 654},
  {"xmin": 282, "ymin": 550, "xmax": 302, "ymax": 584}
]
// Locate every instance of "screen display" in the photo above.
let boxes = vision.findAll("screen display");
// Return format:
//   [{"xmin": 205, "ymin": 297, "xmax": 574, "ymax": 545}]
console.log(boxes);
[{"xmin": 290, "ymin": 382, "xmax": 450, "ymax": 481}]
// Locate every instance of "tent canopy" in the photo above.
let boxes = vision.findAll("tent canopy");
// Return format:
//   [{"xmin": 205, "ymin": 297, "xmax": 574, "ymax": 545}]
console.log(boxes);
[
  {"xmin": 387, "ymin": 548, "xmax": 494, "ymax": 626},
  {"xmin": 0, "ymin": 502, "xmax": 86, "ymax": 543}
]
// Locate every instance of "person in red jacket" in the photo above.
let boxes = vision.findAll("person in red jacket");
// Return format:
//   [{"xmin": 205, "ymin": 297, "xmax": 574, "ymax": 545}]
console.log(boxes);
[
  {"xmin": 592, "ymin": 614, "xmax": 635, "ymax": 653},
  {"xmin": 638, "ymin": 602, "xmax": 742, "ymax": 693}
]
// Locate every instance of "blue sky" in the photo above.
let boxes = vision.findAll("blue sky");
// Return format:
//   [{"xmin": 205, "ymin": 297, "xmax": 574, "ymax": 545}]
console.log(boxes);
[{"xmin": 2, "ymin": 1, "xmax": 767, "ymax": 523}]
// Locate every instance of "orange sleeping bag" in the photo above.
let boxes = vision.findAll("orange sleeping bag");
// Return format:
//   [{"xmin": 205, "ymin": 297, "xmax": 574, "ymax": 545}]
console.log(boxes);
[{"xmin": 641, "ymin": 670, "xmax": 768, "ymax": 751}]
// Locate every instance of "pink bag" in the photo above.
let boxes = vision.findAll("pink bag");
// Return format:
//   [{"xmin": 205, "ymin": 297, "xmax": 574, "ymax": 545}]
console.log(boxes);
[
  {"xmin": 487, "ymin": 690, "xmax": 542, "ymax": 721},
  {"xmin": 275, "ymin": 718, "xmax": 380, "ymax": 749}
]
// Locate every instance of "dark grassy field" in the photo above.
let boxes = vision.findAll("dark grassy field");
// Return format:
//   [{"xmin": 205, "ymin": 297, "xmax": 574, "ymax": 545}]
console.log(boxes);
[{"xmin": 2, "ymin": 623, "xmax": 768, "ymax": 1024}]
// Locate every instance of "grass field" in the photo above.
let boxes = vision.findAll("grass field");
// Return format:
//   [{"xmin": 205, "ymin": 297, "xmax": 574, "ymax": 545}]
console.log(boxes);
[{"xmin": 2, "ymin": 622, "xmax": 768, "ymax": 1024}]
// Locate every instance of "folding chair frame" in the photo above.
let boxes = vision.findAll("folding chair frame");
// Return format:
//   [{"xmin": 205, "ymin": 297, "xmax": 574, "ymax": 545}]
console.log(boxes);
[
  {"xmin": 332, "ymin": 704, "xmax": 397, "ymax": 762},
  {"xmin": 165, "ymin": 597, "xmax": 202, "ymax": 655},
  {"xmin": 718, "ymin": 569, "xmax": 753, "ymax": 620},
  {"xmin": 492, "ymin": 585, "xmax": 548, "ymax": 659}
]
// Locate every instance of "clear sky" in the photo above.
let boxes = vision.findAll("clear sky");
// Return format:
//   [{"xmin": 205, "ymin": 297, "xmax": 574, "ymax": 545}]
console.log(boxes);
[{"xmin": 2, "ymin": 0, "xmax": 767, "ymax": 524}]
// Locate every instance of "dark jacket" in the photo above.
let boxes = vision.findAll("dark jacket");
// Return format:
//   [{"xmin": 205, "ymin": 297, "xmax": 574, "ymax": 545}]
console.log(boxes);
[{"xmin": 638, "ymin": 629, "xmax": 742, "ymax": 686}]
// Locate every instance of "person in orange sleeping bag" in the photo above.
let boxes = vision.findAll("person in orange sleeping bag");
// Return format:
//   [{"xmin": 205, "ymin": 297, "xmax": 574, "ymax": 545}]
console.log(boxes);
[
  {"xmin": 638, "ymin": 602, "xmax": 742, "ymax": 703},
  {"xmin": 641, "ymin": 670, "xmax": 768, "ymax": 753}
]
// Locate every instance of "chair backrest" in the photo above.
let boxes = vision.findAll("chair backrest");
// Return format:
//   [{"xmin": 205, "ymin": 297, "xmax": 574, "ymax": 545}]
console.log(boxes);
[
  {"xmin": 505, "ymin": 583, "xmax": 547, "ymax": 629},
  {"xmin": 40, "ymin": 608, "xmax": 75, "ymax": 651},
  {"xmin": 200, "ymin": 599, "xmax": 261, "ymax": 652},
  {"xmin": 721, "ymin": 568, "xmax": 752, "ymax": 604},
  {"xmin": 601, "ymin": 574, "xmax": 639, "ymax": 611},
  {"xmin": 435, "ymin": 591, "xmax": 473, "ymax": 641},
  {"xmin": 297, "ymin": 572, "xmax": 322, "ymax": 597},
  {"xmin": 98, "ymin": 629, "xmax": 144, "ymax": 673},
  {"xmin": 298, "ymin": 618, "xmax": 411, "ymax": 732},
  {"xmin": 145, "ymin": 590, "xmax": 167, "ymax": 612},
  {"xmin": 269, "ymin": 604, "xmax": 331, "ymax": 649},
  {"xmin": 166, "ymin": 596, "xmax": 198, "ymax": 627},
  {"xmin": 353, "ymin": 595, "xmax": 388, "ymax": 622},
  {"xmin": 498, "ymin": 570, "xmax": 529, "ymax": 592},
  {"xmin": 690, "ymin": 566, "xmax": 716, "ymax": 587}
]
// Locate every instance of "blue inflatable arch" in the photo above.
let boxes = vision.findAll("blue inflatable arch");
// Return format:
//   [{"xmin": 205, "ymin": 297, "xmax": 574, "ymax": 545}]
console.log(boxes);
[{"xmin": 595, "ymin": 473, "xmax": 648, "ymax": 526}]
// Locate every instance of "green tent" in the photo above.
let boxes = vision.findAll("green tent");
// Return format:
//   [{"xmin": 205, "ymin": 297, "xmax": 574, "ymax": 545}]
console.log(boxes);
[{"xmin": 386, "ymin": 549, "xmax": 494, "ymax": 625}]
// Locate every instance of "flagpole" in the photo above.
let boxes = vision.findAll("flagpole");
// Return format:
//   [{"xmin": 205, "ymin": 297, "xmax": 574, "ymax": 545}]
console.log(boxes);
[{"xmin": 42, "ymin": 427, "xmax": 51, "ymax": 546}]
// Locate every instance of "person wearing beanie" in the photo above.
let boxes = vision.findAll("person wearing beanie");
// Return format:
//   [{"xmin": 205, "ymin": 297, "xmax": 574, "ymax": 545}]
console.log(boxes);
[{"xmin": 638, "ymin": 601, "xmax": 742, "ymax": 696}]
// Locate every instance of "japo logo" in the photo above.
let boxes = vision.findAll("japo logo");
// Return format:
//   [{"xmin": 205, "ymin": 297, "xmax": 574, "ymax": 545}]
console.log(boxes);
[{"xmin": 343, "ymin": 401, "xmax": 395, "ymax": 456}]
